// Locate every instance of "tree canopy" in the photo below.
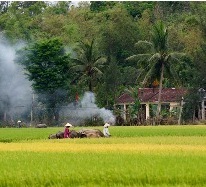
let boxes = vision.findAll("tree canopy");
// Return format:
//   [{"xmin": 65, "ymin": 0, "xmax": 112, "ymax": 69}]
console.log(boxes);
[{"xmin": 0, "ymin": 1, "xmax": 205, "ymax": 124}]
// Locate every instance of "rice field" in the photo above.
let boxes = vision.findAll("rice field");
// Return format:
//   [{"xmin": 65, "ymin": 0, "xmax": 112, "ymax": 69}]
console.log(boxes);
[{"xmin": 0, "ymin": 125, "xmax": 206, "ymax": 187}]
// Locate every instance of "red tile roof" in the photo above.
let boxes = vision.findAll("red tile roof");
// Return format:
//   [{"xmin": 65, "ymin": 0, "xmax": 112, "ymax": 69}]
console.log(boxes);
[{"xmin": 116, "ymin": 88, "xmax": 187, "ymax": 104}]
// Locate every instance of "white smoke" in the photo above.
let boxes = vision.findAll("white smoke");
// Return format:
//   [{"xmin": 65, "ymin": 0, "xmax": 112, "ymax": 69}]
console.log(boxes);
[
  {"xmin": 0, "ymin": 36, "xmax": 32, "ymax": 122},
  {"xmin": 0, "ymin": 36, "xmax": 115, "ymax": 125},
  {"xmin": 61, "ymin": 91, "xmax": 116, "ymax": 125},
  {"xmin": 80, "ymin": 92, "xmax": 115, "ymax": 124}
]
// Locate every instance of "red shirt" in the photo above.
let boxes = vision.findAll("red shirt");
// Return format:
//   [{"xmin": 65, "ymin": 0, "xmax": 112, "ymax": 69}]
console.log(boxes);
[{"xmin": 64, "ymin": 127, "xmax": 70, "ymax": 138}]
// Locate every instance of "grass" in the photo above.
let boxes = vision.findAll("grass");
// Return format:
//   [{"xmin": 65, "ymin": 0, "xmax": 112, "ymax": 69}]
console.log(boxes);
[
  {"xmin": 0, "ymin": 125, "xmax": 206, "ymax": 186},
  {"xmin": 1, "ymin": 152, "xmax": 206, "ymax": 187},
  {"xmin": 1, "ymin": 125, "xmax": 206, "ymax": 143}
]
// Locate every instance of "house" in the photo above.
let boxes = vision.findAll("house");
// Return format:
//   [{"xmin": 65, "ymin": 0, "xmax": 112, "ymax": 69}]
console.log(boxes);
[{"xmin": 115, "ymin": 88, "xmax": 188, "ymax": 121}]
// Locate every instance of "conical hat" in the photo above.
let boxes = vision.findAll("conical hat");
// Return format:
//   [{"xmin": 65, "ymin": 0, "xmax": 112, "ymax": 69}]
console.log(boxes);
[
  {"xmin": 65, "ymin": 123, "xmax": 72, "ymax": 127},
  {"xmin": 104, "ymin": 123, "xmax": 110, "ymax": 127}
]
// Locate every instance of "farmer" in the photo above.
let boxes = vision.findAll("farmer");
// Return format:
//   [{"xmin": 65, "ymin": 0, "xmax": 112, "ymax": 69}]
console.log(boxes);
[
  {"xmin": 64, "ymin": 123, "xmax": 72, "ymax": 138},
  {"xmin": 17, "ymin": 120, "xmax": 22, "ymax": 128},
  {"xmin": 103, "ymin": 123, "xmax": 111, "ymax": 137}
]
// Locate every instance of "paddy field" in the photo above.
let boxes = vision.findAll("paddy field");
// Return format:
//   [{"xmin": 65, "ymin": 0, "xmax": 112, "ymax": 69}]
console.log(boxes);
[{"xmin": 0, "ymin": 125, "xmax": 206, "ymax": 187}]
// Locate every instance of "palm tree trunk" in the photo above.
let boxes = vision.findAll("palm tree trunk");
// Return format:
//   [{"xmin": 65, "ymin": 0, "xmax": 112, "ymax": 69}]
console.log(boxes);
[{"xmin": 156, "ymin": 62, "xmax": 164, "ymax": 119}]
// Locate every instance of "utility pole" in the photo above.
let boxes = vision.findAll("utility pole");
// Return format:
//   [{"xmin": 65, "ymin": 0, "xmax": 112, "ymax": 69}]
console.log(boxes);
[{"xmin": 30, "ymin": 93, "xmax": 34, "ymax": 126}]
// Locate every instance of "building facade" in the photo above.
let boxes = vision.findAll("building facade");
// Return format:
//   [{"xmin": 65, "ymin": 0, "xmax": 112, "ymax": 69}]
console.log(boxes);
[{"xmin": 115, "ymin": 88, "xmax": 187, "ymax": 122}]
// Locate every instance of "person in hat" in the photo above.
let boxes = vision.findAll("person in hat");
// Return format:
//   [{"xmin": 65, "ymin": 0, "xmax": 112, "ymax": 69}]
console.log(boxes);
[
  {"xmin": 64, "ymin": 123, "xmax": 72, "ymax": 138},
  {"xmin": 103, "ymin": 123, "xmax": 111, "ymax": 137},
  {"xmin": 17, "ymin": 120, "xmax": 22, "ymax": 128}
]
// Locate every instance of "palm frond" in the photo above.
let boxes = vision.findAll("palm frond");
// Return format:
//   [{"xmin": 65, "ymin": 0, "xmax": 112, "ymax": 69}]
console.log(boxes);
[
  {"xmin": 152, "ymin": 21, "xmax": 168, "ymax": 53},
  {"xmin": 91, "ymin": 67, "xmax": 103, "ymax": 75},
  {"xmin": 169, "ymin": 56, "xmax": 185, "ymax": 67},
  {"xmin": 126, "ymin": 54, "xmax": 152, "ymax": 62},
  {"xmin": 134, "ymin": 41, "xmax": 154, "ymax": 53},
  {"xmin": 135, "ymin": 53, "xmax": 153, "ymax": 59},
  {"xmin": 135, "ymin": 40, "xmax": 153, "ymax": 48},
  {"xmin": 71, "ymin": 58, "xmax": 84, "ymax": 65},
  {"xmin": 78, "ymin": 74, "xmax": 88, "ymax": 84},
  {"xmin": 170, "ymin": 52, "xmax": 186, "ymax": 60},
  {"xmin": 135, "ymin": 68, "xmax": 146, "ymax": 82},
  {"xmin": 70, "ymin": 64, "xmax": 85, "ymax": 72},
  {"xmin": 165, "ymin": 63, "xmax": 181, "ymax": 86},
  {"xmin": 94, "ymin": 56, "xmax": 107, "ymax": 66},
  {"xmin": 148, "ymin": 53, "xmax": 161, "ymax": 62},
  {"xmin": 126, "ymin": 55, "xmax": 139, "ymax": 62},
  {"xmin": 136, "ymin": 59, "xmax": 155, "ymax": 82},
  {"xmin": 142, "ymin": 62, "xmax": 157, "ymax": 85},
  {"xmin": 125, "ymin": 86, "xmax": 139, "ymax": 98}
]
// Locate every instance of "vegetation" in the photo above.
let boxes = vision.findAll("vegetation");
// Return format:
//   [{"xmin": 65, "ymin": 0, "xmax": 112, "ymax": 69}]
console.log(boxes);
[
  {"xmin": 127, "ymin": 21, "xmax": 185, "ymax": 118},
  {"xmin": 0, "ymin": 126, "xmax": 206, "ymax": 186},
  {"xmin": 0, "ymin": 1, "xmax": 205, "ymax": 125},
  {"xmin": 71, "ymin": 39, "xmax": 107, "ymax": 92},
  {"xmin": 17, "ymin": 38, "xmax": 72, "ymax": 125}
]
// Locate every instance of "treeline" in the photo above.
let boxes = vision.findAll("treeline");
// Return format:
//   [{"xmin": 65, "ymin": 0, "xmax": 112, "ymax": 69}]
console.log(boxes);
[{"xmin": 0, "ymin": 1, "xmax": 206, "ymax": 124}]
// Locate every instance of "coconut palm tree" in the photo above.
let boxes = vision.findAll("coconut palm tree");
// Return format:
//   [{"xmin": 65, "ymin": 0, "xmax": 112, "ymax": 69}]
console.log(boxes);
[
  {"xmin": 71, "ymin": 39, "xmax": 107, "ymax": 92},
  {"xmin": 126, "ymin": 21, "xmax": 185, "ymax": 118}
]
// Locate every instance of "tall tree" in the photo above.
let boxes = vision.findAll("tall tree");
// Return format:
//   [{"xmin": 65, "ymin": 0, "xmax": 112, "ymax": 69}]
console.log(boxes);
[
  {"xmin": 0, "ymin": 1, "xmax": 47, "ymax": 41},
  {"xmin": 127, "ymin": 21, "xmax": 185, "ymax": 118},
  {"xmin": 71, "ymin": 39, "xmax": 107, "ymax": 92},
  {"xmin": 95, "ymin": 4, "xmax": 140, "ymax": 66},
  {"xmin": 96, "ymin": 58, "xmax": 122, "ymax": 109},
  {"xmin": 17, "ymin": 38, "xmax": 72, "ymax": 125}
]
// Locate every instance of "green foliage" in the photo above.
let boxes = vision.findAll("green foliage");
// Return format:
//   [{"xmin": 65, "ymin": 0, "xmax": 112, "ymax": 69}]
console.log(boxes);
[
  {"xmin": 16, "ymin": 38, "xmax": 73, "ymax": 125},
  {"xmin": 96, "ymin": 59, "xmax": 122, "ymax": 109},
  {"xmin": 125, "ymin": 86, "xmax": 142, "ymax": 122},
  {"xmin": 152, "ymin": 21, "xmax": 168, "ymax": 53},
  {"xmin": 158, "ymin": 2, "xmax": 190, "ymax": 16},
  {"xmin": 182, "ymin": 89, "xmax": 201, "ymax": 122},
  {"xmin": 90, "ymin": 1, "xmax": 117, "ymax": 12},
  {"xmin": 127, "ymin": 21, "xmax": 187, "ymax": 118},
  {"xmin": 71, "ymin": 39, "xmax": 107, "ymax": 92},
  {"xmin": 0, "ymin": 1, "xmax": 47, "ymax": 41},
  {"xmin": 0, "ymin": 1, "xmax": 205, "ymax": 124},
  {"xmin": 46, "ymin": 1, "xmax": 71, "ymax": 15},
  {"xmin": 122, "ymin": 1, "xmax": 155, "ymax": 18},
  {"xmin": 19, "ymin": 38, "xmax": 71, "ymax": 92},
  {"xmin": 95, "ymin": 4, "xmax": 140, "ymax": 65}
]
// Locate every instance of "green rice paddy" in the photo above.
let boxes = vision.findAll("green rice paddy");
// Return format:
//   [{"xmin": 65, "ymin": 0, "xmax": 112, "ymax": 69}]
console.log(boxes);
[{"xmin": 0, "ymin": 125, "xmax": 206, "ymax": 187}]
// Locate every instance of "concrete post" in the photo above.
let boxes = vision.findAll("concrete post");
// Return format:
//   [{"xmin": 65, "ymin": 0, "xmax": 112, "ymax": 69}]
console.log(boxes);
[
  {"xmin": 146, "ymin": 103, "xmax": 150, "ymax": 119},
  {"xmin": 123, "ymin": 104, "xmax": 127, "ymax": 121}
]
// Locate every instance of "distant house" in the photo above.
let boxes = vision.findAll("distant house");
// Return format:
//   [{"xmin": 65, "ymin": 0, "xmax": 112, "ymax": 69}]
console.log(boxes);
[{"xmin": 115, "ymin": 88, "xmax": 187, "ymax": 121}]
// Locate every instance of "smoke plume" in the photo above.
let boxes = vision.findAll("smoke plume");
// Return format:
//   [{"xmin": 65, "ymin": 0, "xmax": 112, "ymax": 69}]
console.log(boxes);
[
  {"xmin": 0, "ymin": 36, "xmax": 115, "ymax": 126},
  {"xmin": 61, "ymin": 92, "xmax": 116, "ymax": 125},
  {"xmin": 0, "ymin": 36, "xmax": 32, "ymax": 122}
]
